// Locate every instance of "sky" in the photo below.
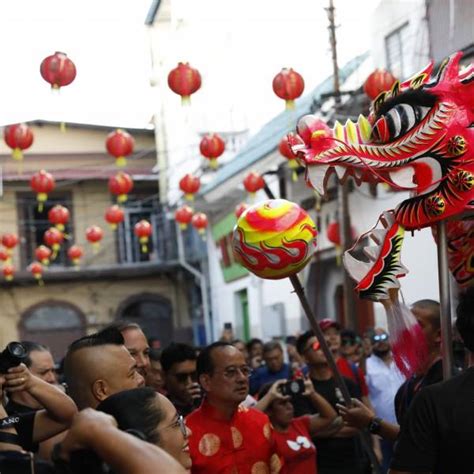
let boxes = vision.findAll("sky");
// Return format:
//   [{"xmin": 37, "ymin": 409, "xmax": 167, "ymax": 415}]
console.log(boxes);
[{"xmin": 0, "ymin": 0, "xmax": 381, "ymax": 131}]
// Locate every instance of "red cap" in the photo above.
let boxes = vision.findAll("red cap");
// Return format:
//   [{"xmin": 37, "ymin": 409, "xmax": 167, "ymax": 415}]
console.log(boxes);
[{"xmin": 319, "ymin": 318, "xmax": 341, "ymax": 331}]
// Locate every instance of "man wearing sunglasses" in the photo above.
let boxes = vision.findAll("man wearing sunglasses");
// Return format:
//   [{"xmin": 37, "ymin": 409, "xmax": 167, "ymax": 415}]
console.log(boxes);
[
  {"xmin": 365, "ymin": 329, "xmax": 405, "ymax": 472},
  {"xmin": 295, "ymin": 331, "xmax": 372, "ymax": 474},
  {"xmin": 161, "ymin": 343, "xmax": 201, "ymax": 417}
]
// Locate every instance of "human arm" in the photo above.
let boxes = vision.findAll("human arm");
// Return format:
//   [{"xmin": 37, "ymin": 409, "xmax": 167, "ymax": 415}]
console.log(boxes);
[
  {"xmin": 0, "ymin": 374, "xmax": 23, "ymax": 452},
  {"xmin": 302, "ymin": 379, "xmax": 337, "ymax": 436},
  {"xmin": 56, "ymin": 409, "xmax": 186, "ymax": 474},
  {"xmin": 336, "ymin": 398, "xmax": 400, "ymax": 441},
  {"xmin": 5, "ymin": 364, "xmax": 77, "ymax": 443},
  {"xmin": 254, "ymin": 379, "xmax": 287, "ymax": 412}
]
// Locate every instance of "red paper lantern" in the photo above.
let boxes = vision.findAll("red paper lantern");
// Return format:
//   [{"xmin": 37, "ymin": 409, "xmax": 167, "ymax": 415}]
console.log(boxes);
[
  {"xmin": 134, "ymin": 220, "xmax": 152, "ymax": 253},
  {"xmin": 199, "ymin": 133, "xmax": 225, "ymax": 169},
  {"xmin": 0, "ymin": 250, "xmax": 9, "ymax": 263},
  {"xmin": 1, "ymin": 234, "xmax": 19, "ymax": 254},
  {"xmin": 48, "ymin": 205, "xmax": 70, "ymax": 231},
  {"xmin": 109, "ymin": 172, "xmax": 134, "ymax": 203},
  {"xmin": 175, "ymin": 206, "xmax": 194, "ymax": 230},
  {"xmin": 105, "ymin": 205, "xmax": 125, "ymax": 230},
  {"xmin": 106, "ymin": 129, "xmax": 135, "ymax": 168},
  {"xmin": 243, "ymin": 171, "xmax": 265, "ymax": 197},
  {"xmin": 40, "ymin": 52, "xmax": 76, "ymax": 90},
  {"xmin": 363, "ymin": 69, "xmax": 398, "ymax": 100},
  {"xmin": 179, "ymin": 174, "xmax": 201, "ymax": 201},
  {"xmin": 35, "ymin": 245, "xmax": 52, "ymax": 265},
  {"xmin": 28, "ymin": 261, "xmax": 43, "ymax": 284},
  {"xmin": 4, "ymin": 124, "xmax": 34, "ymax": 161},
  {"xmin": 279, "ymin": 135, "xmax": 300, "ymax": 181},
  {"xmin": 30, "ymin": 170, "xmax": 55, "ymax": 211},
  {"xmin": 44, "ymin": 227, "xmax": 64, "ymax": 259},
  {"xmin": 191, "ymin": 213, "xmax": 208, "ymax": 236},
  {"xmin": 86, "ymin": 225, "xmax": 104, "ymax": 253},
  {"xmin": 272, "ymin": 68, "xmax": 305, "ymax": 109},
  {"xmin": 326, "ymin": 221, "xmax": 357, "ymax": 246},
  {"xmin": 3, "ymin": 264, "xmax": 15, "ymax": 282},
  {"xmin": 67, "ymin": 245, "xmax": 84, "ymax": 266},
  {"xmin": 167, "ymin": 62, "xmax": 202, "ymax": 105},
  {"xmin": 235, "ymin": 202, "xmax": 248, "ymax": 218}
]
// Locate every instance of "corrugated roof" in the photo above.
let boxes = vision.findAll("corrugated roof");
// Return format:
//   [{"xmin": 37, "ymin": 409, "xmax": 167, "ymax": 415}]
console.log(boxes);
[{"xmin": 201, "ymin": 52, "xmax": 369, "ymax": 195}]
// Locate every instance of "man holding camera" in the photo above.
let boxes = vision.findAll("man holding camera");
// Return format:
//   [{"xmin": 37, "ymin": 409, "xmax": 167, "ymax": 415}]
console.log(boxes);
[{"xmin": 0, "ymin": 344, "xmax": 77, "ymax": 454}]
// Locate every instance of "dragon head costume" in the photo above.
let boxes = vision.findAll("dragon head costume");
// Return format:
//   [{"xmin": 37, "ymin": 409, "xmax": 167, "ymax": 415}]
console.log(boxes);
[{"xmin": 291, "ymin": 52, "xmax": 474, "ymax": 376}]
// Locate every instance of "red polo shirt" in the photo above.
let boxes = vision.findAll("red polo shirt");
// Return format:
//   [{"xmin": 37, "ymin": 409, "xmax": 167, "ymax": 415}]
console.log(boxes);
[
  {"xmin": 186, "ymin": 399, "xmax": 281, "ymax": 473},
  {"xmin": 336, "ymin": 357, "xmax": 369, "ymax": 397}
]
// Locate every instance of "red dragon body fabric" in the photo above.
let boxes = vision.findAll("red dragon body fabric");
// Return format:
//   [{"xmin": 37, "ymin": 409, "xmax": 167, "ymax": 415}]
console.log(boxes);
[{"xmin": 291, "ymin": 52, "xmax": 474, "ymax": 377}]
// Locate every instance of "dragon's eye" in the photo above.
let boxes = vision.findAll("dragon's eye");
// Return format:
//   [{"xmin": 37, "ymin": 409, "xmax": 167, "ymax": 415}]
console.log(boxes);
[{"xmin": 372, "ymin": 104, "xmax": 431, "ymax": 143}]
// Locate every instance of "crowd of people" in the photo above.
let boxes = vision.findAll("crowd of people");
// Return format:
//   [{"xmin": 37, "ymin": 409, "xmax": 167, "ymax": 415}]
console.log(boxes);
[{"xmin": 0, "ymin": 288, "xmax": 472, "ymax": 473}]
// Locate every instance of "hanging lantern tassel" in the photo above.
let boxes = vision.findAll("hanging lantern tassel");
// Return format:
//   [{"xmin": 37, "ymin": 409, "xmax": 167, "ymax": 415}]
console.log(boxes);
[
  {"xmin": 60, "ymin": 122, "xmax": 67, "ymax": 133},
  {"xmin": 37, "ymin": 193, "xmax": 48, "ymax": 212},
  {"xmin": 289, "ymin": 160, "xmax": 299, "ymax": 182},
  {"xmin": 185, "ymin": 193, "xmax": 194, "ymax": 202},
  {"xmin": 118, "ymin": 193, "xmax": 128, "ymax": 203},
  {"xmin": 51, "ymin": 243, "xmax": 60, "ymax": 260},
  {"xmin": 116, "ymin": 156, "xmax": 127, "ymax": 168},
  {"xmin": 92, "ymin": 242, "xmax": 101, "ymax": 254},
  {"xmin": 314, "ymin": 191, "xmax": 322, "ymax": 212},
  {"xmin": 335, "ymin": 244, "xmax": 342, "ymax": 266},
  {"xmin": 34, "ymin": 272, "xmax": 44, "ymax": 286},
  {"xmin": 139, "ymin": 236, "xmax": 149, "ymax": 253},
  {"xmin": 12, "ymin": 148, "xmax": 23, "ymax": 161},
  {"xmin": 198, "ymin": 228, "xmax": 207, "ymax": 241}
]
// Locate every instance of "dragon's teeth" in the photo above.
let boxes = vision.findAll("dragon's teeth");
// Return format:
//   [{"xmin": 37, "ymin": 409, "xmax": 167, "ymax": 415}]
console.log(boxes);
[
  {"xmin": 335, "ymin": 166, "xmax": 346, "ymax": 180},
  {"xmin": 306, "ymin": 165, "xmax": 329, "ymax": 196},
  {"xmin": 370, "ymin": 229, "xmax": 387, "ymax": 245},
  {"xmin": 343, "ymin": 252, "xmax": 372, "ymax": 282},
  {"xmin": 363, "ymin": 246, "xmax": 380, "ymax": 261}
]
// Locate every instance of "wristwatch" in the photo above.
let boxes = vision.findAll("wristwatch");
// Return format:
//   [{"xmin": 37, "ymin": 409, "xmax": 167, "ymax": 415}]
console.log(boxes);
[{"xmin": 367, "ymin": 416, "xmax": 383, "ymax": 434}]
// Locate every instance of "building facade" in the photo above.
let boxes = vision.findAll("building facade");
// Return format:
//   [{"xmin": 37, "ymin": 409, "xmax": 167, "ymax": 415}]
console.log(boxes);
[{"xmin": 0, "ymin": 121, "xmax": 199, "ymax": 357}]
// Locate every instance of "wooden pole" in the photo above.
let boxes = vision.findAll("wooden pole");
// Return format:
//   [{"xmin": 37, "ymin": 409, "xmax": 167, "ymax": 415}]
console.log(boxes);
[{"xmin": 326, "ymin": 0, "xmax": 357, "ymax": 330}]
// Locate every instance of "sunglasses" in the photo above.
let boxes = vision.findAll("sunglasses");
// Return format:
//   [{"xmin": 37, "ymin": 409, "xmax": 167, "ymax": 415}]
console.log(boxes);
[
  {"xmin": 173, "ymin": 372, "xmax": 197, "ymax": 384},
  {"xmin": 372, "ymin": 333, "xmax": 389, "ymax": 343},
  {"xmin": 304, "ymin": 340, "xmax": 321, "ymax": 353}
]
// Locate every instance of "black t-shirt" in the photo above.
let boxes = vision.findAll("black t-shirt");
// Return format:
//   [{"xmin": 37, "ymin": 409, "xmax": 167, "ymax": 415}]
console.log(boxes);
[
  {"xmin": 394, "ymin": 359, "xmax": 443, "ymax": 426},
  {"xmin": 293, "ymin": 376, "xmax": 370, "ymax": 471},
  {"xmin": 391, "ymin": 367, "xmax": 474, "ymax": 474},
  {"xmin": 5, "ymin": 401, "xmax": 38, "ymax": 452}
]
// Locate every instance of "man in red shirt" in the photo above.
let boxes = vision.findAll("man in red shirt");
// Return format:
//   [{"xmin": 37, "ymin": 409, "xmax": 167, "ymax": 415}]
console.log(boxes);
[{"xmin": 186, "ymin": 342, "xmax": 281, "ymax": 473}]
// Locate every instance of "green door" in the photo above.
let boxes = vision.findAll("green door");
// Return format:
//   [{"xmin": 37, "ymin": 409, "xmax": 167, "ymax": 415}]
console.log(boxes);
[{"xmin": 237, "ymin": 289, "xmax": 250, "ymax": 341}]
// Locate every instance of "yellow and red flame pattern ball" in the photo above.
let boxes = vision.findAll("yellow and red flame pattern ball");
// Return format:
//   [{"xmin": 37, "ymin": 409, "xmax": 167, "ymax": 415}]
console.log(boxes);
[{"xmin": 232, "ymin": 199, "xmax": 317, "ymax": 279}]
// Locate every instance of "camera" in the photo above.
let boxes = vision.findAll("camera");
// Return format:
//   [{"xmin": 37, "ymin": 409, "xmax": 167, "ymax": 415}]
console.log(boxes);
[
  {"xmin": 0, "ymin": 342, "xmax": 28, "ymax": 373},
  {"xmin": 279, "ymin": 379, "xmax": 305, "ymax": 397}
]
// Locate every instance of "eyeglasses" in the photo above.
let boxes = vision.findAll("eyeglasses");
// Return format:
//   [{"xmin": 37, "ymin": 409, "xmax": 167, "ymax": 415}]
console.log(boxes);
[
  {"xmin": 218, "ymin": 365, "xmax": 253, "ymax": 379},
  {"xmin": 304, "ymin": 340, "xmax": 321, "ymax": 353},
  {"xmin": 173, "ymin": 371, "xmax": 197, "ymax": 384},
  {"xmin": 162, "ymin": 415, "xmax": 188, "ymax": 439},
  {"xmin": 372, "ymin": 333, "xmax": 389, "ymax": 343}
]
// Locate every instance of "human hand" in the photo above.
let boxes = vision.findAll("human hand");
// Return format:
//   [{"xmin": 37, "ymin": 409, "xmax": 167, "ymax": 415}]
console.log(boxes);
[
  {"xmin": 188, "ymin": 382, "xmax": 202, "ymax": 402},
  {"xmin": 4, "ymin": 364, "xmax": 34, "ymax": 393},
  {"xmin": 59, "ymin": 409, "xmax": 118, "ymax": 460},
  {"xmin": 336, "ymin": 398, "xmax": 375, "ymax": 429},
  {"xmin": 302, "ymin": 378, "xmax": 315, "ymax": 396},
  {"xmin": 268, "ymin": 379, "xmax": 289, "ymax": 401}
]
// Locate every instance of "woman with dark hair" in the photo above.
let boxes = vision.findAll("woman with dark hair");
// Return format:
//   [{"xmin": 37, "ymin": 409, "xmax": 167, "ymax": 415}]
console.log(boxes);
[{"xmin": 97, "ymin": 387, "xmax": 192, "ymax": 472}]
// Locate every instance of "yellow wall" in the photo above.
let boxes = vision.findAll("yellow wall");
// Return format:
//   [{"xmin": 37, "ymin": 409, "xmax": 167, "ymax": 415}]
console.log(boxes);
[{"xmin": 0, "ymin": 275, "xmax": 191, "ymax": 348}]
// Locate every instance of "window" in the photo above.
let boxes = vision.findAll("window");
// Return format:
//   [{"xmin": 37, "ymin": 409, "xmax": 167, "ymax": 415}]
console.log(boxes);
[
  {"xmin": 17, "ymin": 193, "xmax": 73, "ymax": 268},
  {"xmin": 385, "ymin": 23, "xmax": 410, "ymax": 78}
]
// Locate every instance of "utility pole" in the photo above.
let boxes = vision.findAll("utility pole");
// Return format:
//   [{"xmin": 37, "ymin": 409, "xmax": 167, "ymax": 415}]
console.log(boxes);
[{"xmin": 326, "ymin": 0, "xmax": 357, "ymax": 330}]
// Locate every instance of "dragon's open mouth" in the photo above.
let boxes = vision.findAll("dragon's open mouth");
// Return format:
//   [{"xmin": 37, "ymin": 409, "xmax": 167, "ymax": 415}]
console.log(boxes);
[{"xmin": 295, "ymin": 102, "xmax": 453, "ymax": 197}]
